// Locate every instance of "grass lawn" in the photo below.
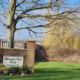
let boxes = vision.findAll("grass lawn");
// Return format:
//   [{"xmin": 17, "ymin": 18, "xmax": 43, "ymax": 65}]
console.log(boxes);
[{"xmin": 0, "ymin": 61, "xmax": 80, "ymax": 80}]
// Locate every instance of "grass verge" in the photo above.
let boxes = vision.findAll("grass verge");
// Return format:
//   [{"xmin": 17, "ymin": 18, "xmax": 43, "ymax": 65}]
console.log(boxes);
[{"xmin": 0, "ymin": 61, "xmax": 80, "ymax": 80}]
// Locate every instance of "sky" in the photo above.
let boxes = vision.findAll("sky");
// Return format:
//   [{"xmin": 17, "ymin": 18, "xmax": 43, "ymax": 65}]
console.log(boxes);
[{"xmin": 0, "ymin": 0, "xmax": 79, "ymax": 41}]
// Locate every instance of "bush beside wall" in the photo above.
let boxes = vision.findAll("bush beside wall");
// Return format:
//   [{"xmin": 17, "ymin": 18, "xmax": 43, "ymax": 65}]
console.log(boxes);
[{"xmin": 35, "ymin": 45, "xmax": 80, "ymax": 63}]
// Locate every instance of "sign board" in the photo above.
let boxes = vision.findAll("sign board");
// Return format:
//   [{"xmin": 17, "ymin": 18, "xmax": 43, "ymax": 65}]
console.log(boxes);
[{"xmin": 3, "ymin": 55, "xmax": 23, "ymax": 67}]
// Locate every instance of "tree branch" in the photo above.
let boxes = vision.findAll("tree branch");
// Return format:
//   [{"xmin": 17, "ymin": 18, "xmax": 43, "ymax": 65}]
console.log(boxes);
[
  {"xmin": 15, "ymin": 0, "xmax": 58, "ymax": 23},
  {"xmin": 0, "ymin": 20, "xmax": 7, "ymax": 26},
  {"xmin": 16, "ymin": 20, "xmax": 55, "ymax": 31},
  {"xmin": 16, "ymin": 0, "xmax": 25, "ymax": 7}
]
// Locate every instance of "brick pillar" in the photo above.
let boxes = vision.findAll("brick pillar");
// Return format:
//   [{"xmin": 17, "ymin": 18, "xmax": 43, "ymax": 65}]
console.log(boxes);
[{"xmin": 26, "ymin": 41, "xmax": 35, "ymax": 74}]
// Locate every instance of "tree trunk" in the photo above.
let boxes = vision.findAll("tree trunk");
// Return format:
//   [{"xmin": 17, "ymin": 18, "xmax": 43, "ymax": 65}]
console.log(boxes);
[
  {"xmin": 7, "ymin": 28, "xmax": 15, "ymax": 48},
  {"xmin": 7, "ymin": 0, "xmax": 16, "ymax": 48}
]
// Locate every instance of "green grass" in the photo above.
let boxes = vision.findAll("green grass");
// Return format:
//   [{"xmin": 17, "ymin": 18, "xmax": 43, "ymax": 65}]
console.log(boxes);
[{"xmin": 0, "ymin": 61, "xmax": 80, "ymax": 80}]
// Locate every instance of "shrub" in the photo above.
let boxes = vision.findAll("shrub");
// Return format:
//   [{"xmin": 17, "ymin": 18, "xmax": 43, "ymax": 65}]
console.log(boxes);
[
  {"xmin": 0, "ymin": 63, "xmax": 8, "ymax": 75},
  {"xmin": 8, "ymin": 67, "xmax": 20, "ymax": 75},
  {"xmin": 47, "ymin": 47, "xmax": 80, "ymax": 63},
  {"xmin": 8, "ymin": 65, "xmax": 28, "ymax": 75},
  {"xmin": 21, "ymin": 65, "xmax": 27, "ymax": 74},
  {"xmin": 0, "ymin": 64, "xmax": 28, "ymax": 75}
]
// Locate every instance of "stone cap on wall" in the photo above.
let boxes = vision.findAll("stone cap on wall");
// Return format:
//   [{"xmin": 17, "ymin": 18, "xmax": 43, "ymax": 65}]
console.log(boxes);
[
  {"xmin": 1, "ymin": 48, "xmax": 27, "ymax": 51},
  {"xmin": 2, "ymin": 54, "xmax": 25, "ymax": 56},
  {"xmin": 27, "ymin": 40, "xmax": 36, "ymax": 42}
]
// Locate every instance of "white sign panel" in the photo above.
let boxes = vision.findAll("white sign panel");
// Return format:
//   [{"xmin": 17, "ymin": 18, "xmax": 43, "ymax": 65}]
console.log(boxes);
[{"xmin": 3, "ymin": 55, "xmax": 23, "ymax": 67}]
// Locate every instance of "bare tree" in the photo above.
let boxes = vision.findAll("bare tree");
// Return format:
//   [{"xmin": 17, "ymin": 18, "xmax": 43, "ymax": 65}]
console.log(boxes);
[{"xmin": 0, "ymin": 0, "xmax": 78, "ymax": 48}]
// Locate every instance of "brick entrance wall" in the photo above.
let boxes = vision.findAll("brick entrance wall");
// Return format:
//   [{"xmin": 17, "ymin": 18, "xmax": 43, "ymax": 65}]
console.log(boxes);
[{"xmin": 0, "ymin": 39, "xmax": 35, "ymax": 74}]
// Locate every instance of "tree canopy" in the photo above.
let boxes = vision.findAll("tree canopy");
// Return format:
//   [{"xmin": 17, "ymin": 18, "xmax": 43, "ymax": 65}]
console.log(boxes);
[
  {"xmin": 43, "ymin": 0, "xmax": 80, "ymax": 49},
  {"xmin": 0, "ymin": 0, "xmax": 79, "ymax": 47}
]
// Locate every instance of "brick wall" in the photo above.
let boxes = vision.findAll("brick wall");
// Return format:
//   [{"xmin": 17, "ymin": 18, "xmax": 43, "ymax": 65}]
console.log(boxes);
[
  {"xmin": 0, "ymin": 39, "xmax": 35, "ymax": 74},
  {"xmin": 0, "ymin": 49, "xmax": 27, "ymax": 64}
]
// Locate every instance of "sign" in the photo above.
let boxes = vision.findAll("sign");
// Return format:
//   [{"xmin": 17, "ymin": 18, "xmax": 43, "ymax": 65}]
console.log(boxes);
[{"xmin": 3, "ymin": 55, "xmax": 23, "ymax": 67}]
